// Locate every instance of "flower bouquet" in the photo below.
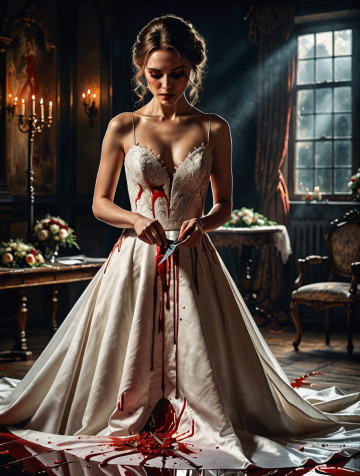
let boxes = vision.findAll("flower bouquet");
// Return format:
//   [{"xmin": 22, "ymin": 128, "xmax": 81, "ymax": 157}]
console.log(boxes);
[
  {"xmin": 348, "ymin": 169, "xmax": 360, "ymax": 200},
  {"xmin": 33, "ymin": 215, "xmax": 80, "ymax": 261},
  {"xmin": 0, "ymin": 240, "xmax": 45, "ymax": 268},
  {"xmin": 223, "ymin": 207, "xmax": 277, "ymax": 228}
]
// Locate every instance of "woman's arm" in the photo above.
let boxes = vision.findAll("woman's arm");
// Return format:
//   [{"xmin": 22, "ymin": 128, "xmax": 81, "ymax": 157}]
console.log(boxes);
[
  {"xmin": 179, "ymin": 114, "xmax": 232, "ymax": 246},
  {"xmin": 92, "ymin": 113, "xmax": 167, "ymax": 245}
]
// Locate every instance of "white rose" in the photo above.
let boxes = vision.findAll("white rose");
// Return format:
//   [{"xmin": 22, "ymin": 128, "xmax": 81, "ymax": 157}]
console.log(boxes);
[
  {"xmin": 26, "ymin": 254, "xmax": 36, "ymax": 266},
  {"xmin": 37, "ymin": 254, "xmax": 45, "ymax": 264},
  {"xmin": 34, "ymin": 224, "xmax": 43, "ymax": 233},
  {"xmin": 242, "ymin": 216, "xmax": 252, "ymax": 226},
  {"xmin": 5, "ymin": 247, "xmax": 11, "ymax": 252},
  {"xmin": 348, "ymin": 181, "xmax": 353, "ymax": 188},
  {"xmin": 257, "ymin": 218, "xmax": 265, "ymax": 226},
  {"xmin": 2, "ymin": 253, "xmax": 13, "ymax": 264},
  {"xmin": 59, "ymin": 228, "xmax": 68, "ymax": 239},
  {"xmin": 38, "ymin": 229, "xmax": 49, "ymax": 241},
  {"xmin": 50, "ymin": 224, "xmax": 60, "ymax": 234}
]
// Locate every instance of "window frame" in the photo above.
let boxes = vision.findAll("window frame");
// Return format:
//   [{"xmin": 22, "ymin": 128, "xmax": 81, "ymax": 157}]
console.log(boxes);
[{"xmin": 288, "ymin": 17, "xmax": 359, "ymax": 201}]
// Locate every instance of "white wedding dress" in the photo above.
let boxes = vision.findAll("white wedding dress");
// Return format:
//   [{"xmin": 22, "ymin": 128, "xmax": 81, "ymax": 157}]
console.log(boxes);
[{"xmin": 0, "ymin": 112, "xmax": 360, "ymax": 473}]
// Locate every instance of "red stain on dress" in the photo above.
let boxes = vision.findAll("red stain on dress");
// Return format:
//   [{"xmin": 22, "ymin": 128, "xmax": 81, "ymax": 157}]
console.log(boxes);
[{"xmin": 104, "ymin": 230, "xmax": 128, "ymax": 274}]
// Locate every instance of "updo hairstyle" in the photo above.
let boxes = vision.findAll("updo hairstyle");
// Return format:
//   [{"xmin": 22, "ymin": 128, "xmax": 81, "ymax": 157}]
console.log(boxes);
[{"xmin": 131, "ymin": 14, "xmax": 207, "ymax": 106}]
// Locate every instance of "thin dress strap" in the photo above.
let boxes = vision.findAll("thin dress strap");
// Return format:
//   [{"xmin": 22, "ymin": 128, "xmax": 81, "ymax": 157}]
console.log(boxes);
[
  {"xmin": 207, "ymin": 113, "xmax": 212, "ymax": 144},
  {"xmin": 130, "ymin": 112, "xmax": 136, "ymax": 145}
]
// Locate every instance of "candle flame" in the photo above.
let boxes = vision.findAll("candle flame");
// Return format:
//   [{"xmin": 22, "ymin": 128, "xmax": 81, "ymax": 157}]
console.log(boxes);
[
  {"xmin": 87, "ymin": 89, "xmax": 91, "ymax": 95},
  {"xmin": 32, "ymin": 94, "xmax": 35, "ymax": 100},
  {"xmin": 82, "ymin": 93, "xmax": 85, "ymax": 98},
  {"xmin": 9, "ymin": 93, "xmax": 12, "ymax": 98},
  {"xmin": 49, "ymin": 101, "xmax": 53, "ymax": 106},
  {"xmin": 40, "ymin": 98, "xmax": 44, "ymax": 104},
  {"xmin": 22, "ymin": 99, "xmax": 25, "ymax": 104},
  {"xmin": 93, "ymin": 93, "xmax": 96, "ymax": 99}
]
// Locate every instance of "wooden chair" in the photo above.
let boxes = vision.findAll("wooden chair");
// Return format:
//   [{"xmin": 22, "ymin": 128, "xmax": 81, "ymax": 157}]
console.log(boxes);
[{"xmin": 290, "ymin": 209, "xmax": 360, "ymax": 355}]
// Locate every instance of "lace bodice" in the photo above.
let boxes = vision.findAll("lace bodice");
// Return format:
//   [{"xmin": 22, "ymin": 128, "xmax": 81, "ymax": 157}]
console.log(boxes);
[{"xmin": 124, "ymin": 142, "xmax": 213, "ymax": 230}]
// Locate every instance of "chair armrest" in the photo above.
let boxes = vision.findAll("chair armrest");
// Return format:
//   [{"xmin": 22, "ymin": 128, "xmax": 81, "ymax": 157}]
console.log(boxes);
[
  {"xmin": 350, "ymin": 261, "xmax": 360, "ymax": 296},
  {"xmin": 294, "ymin": 255, "xmax": 329, "ymax": 290}
]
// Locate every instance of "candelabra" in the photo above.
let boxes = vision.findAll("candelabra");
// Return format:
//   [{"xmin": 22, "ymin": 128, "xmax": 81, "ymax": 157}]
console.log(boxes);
[
  {"xmin": 82, "ymin": 89, "xmax": 97, "ymax": 127},
  {"xmin": 6, "ymin": 94, "xmax": 17, "ymax": 120},
  {"xmin": 17, "ymin": 96, "xmax": 53, "ymax": 241}
]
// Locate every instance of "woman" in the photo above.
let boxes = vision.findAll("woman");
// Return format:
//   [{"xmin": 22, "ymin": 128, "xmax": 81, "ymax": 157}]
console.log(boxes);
[{"xmin": 1, "ymin": 14, "xmax": 360, "ymax": 472}]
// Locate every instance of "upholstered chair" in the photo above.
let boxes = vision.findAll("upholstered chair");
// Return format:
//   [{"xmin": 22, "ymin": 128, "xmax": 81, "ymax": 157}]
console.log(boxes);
[{"xmin": 290, "ymin": 209, "xmax": 360, "ymax": 355}]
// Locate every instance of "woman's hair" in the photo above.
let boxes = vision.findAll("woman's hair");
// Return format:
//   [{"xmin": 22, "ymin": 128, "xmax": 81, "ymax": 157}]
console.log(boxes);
[{"xmin": 131, "ymin": 14, "xmax": 207, "ymax": 106}]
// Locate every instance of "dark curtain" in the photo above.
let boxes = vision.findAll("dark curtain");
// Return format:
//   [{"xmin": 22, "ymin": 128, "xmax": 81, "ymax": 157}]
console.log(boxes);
[{"xmin": 249, "ymin": 7, "xmax": 295, "ymax": 226}]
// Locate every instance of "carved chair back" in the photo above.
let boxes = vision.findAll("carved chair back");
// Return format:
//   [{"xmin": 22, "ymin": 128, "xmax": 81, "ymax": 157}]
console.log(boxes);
[{"xmin": 325, "ymin": 209, "xmax": 360, "ymax": 280}]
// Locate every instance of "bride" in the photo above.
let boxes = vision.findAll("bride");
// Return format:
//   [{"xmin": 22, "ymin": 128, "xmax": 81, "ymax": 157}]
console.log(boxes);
[{"xmin": 0, "ymin": 14, "xmax": 359, "ymax": 472}]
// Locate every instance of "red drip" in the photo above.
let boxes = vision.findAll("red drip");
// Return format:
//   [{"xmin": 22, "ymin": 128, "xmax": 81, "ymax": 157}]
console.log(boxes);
[
  {"xmin": 117, "ymin": 392, "xmax": 124, "ymax": 411},
  {"xmin": 104, "ymin": 230, "xmax": 128, "ymax": 274},
  {"xmin": 203, "ymin": 235, "xmax": 218, "ymax": 264},
  {"xmin": 142, "ymin": 173, "xmax": 170, "ymax": 218},
  {"xmin": 291, "ymin": 371, "xmax": 322, "ymax": 388},
  {"xmin": 134, "ymin": 184, "xmax": 144, "ymax": 208},
  {"xmin": 190, "ymin": 247, "xmax": 199, "ymax": 295}
]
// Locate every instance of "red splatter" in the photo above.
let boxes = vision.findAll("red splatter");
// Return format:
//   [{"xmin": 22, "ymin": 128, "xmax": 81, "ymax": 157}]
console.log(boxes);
[
  {"xmin": 135, "ymin": 184, "xmax": 144, "ymax": 208},
  {"xmin": 291, "ymin": 371, "xmax": 322, "ymax": 388},
  {"xmin": 142, "ymin": 173, "xmax": 170, "ymax": 218}
]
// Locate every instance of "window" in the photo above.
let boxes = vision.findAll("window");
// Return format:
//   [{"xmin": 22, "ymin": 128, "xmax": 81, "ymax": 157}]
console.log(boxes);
[{"xmin": 293, "ymin": 24, "xmax": 356, "ymax": 198}]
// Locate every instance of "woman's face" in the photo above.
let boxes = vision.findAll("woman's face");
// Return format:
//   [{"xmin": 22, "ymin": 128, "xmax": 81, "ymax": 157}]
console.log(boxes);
[{"xmin": 144, "ymin": 48, "xmax": 192, "ymax": 106}]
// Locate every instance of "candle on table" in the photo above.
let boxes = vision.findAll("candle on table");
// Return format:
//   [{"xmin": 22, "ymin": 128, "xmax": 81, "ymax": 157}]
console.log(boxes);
[{"xmin": 40, "ymin": 98, "xmax": 44, "ymax": 121}]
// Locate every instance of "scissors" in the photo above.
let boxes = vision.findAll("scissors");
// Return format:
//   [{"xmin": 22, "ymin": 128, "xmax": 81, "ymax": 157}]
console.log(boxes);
[{"xmin": 158, "ymin": 225, "xmax": 195, "ymax": 265}]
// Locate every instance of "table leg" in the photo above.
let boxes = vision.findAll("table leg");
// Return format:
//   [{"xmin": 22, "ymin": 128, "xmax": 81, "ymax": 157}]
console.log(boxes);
[
  {"xmin": 49, "ymin": 285, "xmax": 59, "ymax": 338},
  {"xmin": 0, "ymin": 290, "xmax": 33, "ymax": 361}
]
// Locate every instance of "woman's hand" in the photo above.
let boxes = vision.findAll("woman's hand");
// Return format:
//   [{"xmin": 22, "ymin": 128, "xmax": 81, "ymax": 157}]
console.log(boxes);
[
  {"xmin": 178, "ymin": 218, "xmax": 204, "ymax": 248},
  {"xmin": 133, "ymin": 214, "xmax": 167, "ymax": 245}
]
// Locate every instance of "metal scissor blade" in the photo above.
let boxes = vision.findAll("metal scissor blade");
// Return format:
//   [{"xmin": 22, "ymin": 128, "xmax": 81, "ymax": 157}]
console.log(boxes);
[{"xmin": 158, "ymin": 240, "xmax": 180, "ymax": 265}]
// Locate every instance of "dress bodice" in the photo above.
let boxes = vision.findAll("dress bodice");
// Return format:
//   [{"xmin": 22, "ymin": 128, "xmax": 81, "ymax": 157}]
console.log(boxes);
[{"xmin": 124, "ymin": 115, "xmax": 213, "ymax": 230}]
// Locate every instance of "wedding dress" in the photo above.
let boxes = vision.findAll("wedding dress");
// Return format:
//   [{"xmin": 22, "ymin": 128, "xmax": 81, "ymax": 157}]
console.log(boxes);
[{"xmin": 0, "ymin": 112, "xmax": 360, "ymax": 472}]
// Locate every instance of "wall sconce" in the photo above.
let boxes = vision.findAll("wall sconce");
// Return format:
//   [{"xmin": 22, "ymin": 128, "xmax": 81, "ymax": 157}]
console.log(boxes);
[
  {"xmin": 6, "ymin": 94, "xmax": 18, "ymax": 120},
  {"xmin": 82, "ymin": 89, "xmax": 97, "ymax": 127}
]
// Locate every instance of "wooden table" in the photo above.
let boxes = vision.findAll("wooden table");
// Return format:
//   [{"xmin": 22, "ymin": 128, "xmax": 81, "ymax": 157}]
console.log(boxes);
[
  {"xmin": 0, "ymin": 260, "xmax": 105, "ymax": 360},
  {"xmin": 209, "ymin": 226, "xmax": 292, "ymax": 325}
]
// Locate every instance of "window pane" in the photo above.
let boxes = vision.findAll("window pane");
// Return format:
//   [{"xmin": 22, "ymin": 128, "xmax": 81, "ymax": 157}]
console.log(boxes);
[
  {"xmin": 334, "ymin": 114, "xmax": 351, "ymax": 138},
  {"xmin": 334, "ymin": 168, "xmax": 352, "ymax": 194},
  {"xmin": 298, "ymin": 34, "xmax": 314, "ymax": 59},
  {"xmin": 315, "ymin": 114, "xmax": 332, "ymax": 138},
  {"xmin": 316, "ymin": 88, "xmax": 332, "ymax": 113},
  {"xmin": 316, "ymin": 32, "xmax": 332, "ymax": 57},
  {"xmin": 296, "ymin": 169, "xmax": 313, "ymax": 194},
  {"xmin": 297, "ymin": 115, "xmax": 314, "ymax": 139},
  {"xmin": 316, "ymin": 58, "xmax": 332, "ymax": 82},
  {"xmin": 297, "ymin": 60, "xmax": 314, "ymax": 84},
  {"xmin": 315, "ymin": 168, "xmax": 332, "ymax": 193},
  {"xmin": 334, "ymin": 87, "xmax": 351, "ymax": 112},
  {"xmin": 334, "ymin": 140, "xmax": 351, "ymax": 166},
  {"xmin": 315, "ymin": 141, "xmax": 332, "ymax": 167},
  {"xmin": 334, "ymin": 57, "xmax": 352, "ymax": 81},
  {"xmin": 296, "ymin": 142, "xmax": 313, "ymax": 167},
  {"xmin": 334, "ymin": 30, "xmax": 352, "ymax": 56},
  {"xmin": 297, "ymin": 90, "xmax": 314, "ymax": 114}
]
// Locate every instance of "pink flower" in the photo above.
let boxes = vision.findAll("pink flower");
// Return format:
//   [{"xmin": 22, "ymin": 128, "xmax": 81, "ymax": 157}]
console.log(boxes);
[
  {"xmin": 26, "ymin": 254, "xmax": 36, "ymax": 266},
  {"xmin": 38, "ymin": 229, "xmax": 49, "ymax": 241},
  {"xmin": 2, "ymin": 253, "xmax": 13, "ymax": 265},
  {"xmin": 59, "ymin": 228, "xmax": 68, "ymax": 239}
]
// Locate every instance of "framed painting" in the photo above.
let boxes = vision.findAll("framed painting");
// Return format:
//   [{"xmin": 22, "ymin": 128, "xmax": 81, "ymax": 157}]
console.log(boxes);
[{"xmin": 5, "ymin": 7, "xmax": 56, "ymax": 195}]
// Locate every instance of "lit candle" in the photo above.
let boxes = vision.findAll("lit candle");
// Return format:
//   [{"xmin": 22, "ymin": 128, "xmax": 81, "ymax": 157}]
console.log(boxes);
[
  {"xmin": 87, "ymin": 89, "xmax": 91, "ymax": 96},
  {"xmin": 49, "ymin": 101, "xmax": 53, "ymax": 119},
  {"xmin": 21, "ymin": 99, "xmax": 25, "ymax": 116},
  {"xmin": 8, "ymin": 93, "xmax": 12, "ymax": 104},
  {"xmin": 93, "ymin": 93, "xmax": 96, "ymax": 99},
  {"xmin": 14, "ymin": 97, "xmax": 18, "ymax": 106},
  {"xmin": 32, "ymin": 95, "xmax": 36, "ymax": 115},
  {"xmin": 40, "ymin": 98, "xmax": 44, "ymax": 121},
  {"xmin": 82, "ymin": 93, "xmax": 85, "ymax": 100}
]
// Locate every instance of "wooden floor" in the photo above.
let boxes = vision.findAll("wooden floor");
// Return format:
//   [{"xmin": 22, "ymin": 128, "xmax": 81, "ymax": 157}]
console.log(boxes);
[{"xmin": 0, "ymin": 325, "xmax": 359, "ymax": 395}]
